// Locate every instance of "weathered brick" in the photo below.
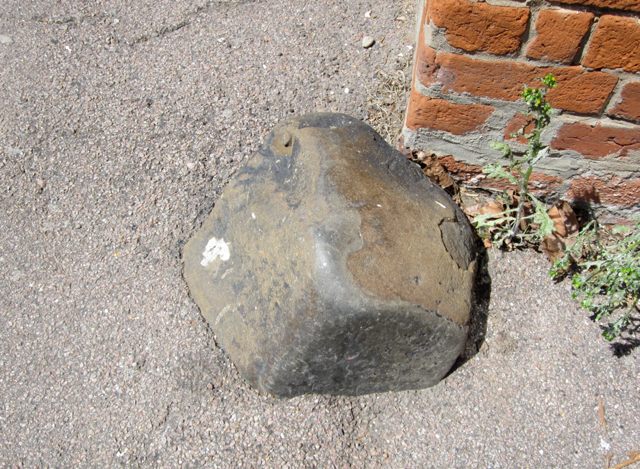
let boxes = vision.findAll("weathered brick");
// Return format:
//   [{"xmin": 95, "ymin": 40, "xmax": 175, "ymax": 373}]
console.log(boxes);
[
  {"xmin": 435, "ymin": 53, "xmax": 618, "ymax": 114},
  {"xmin": 609, "ymin": 82, "xmax": 640, "ymax": 122},
  {"xmin": 406, "ymin": 90, "xmax": 494, "ymax": 134},
  {"xmin": 568, "ymin": 176, "xmax": 640, "ymax": 207},
  {"xmin": 428, "ymin": 0, "xmax": 529, "ymax": 55},
  {"xmin": 438, "ymin": 155, "xmax": 482, "ymax": 179},
  {"xmin": 582, "ymin": 15, "xmax": 640, "ymax": 72},
  {"xmin": 504, "ymin": 113, "xmax": 535, "ymax": 144},
  {"xmin": 437, "ymin": 156, "xmax": 562, "ymax": 192},
  {"xmin": 551, "ymin": 122, "xmax": 640, "ymax": 158},
  {"xmin": 416, "ymin": 44, "xmax": 438, "ymax": 86},
  {"xmin": 482, "ymin": 172, "xmax": 563, "ymax": 192},
  {"xmin": 552, "ymin": 0, "xmax": 640, "ymax": 13},
  {"xmin": 412, "ymin": 13, "xmax": 436, "ymax": 94},
  {"xmin": 528, "ymin": 173, "xmax": 565, "ymax": 191},
  {"xmin": 526, "ymin": 9, "xmax": 594, "ymax": 64}
]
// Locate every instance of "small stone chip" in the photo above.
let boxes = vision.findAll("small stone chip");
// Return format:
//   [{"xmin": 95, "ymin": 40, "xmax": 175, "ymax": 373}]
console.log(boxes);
[{"xmin": 362, "ymin": 36, "xmax": 375, "ymax": 49}]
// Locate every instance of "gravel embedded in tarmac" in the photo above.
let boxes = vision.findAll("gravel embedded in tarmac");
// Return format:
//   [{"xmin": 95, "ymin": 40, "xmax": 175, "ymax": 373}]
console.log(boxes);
[{"xmin": 0, "ymin": 1, "xmax": 638, "ymax": 467}]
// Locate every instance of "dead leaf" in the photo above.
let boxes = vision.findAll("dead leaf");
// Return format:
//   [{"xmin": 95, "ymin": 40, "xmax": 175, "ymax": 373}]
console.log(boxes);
[
  {"xmin": 408, "ymin": 152, "xmax": 459, "ymax": 198},
  {"xmin": 541, "ymin": 202, "xmax": 580, "ymax": 261},
  {"xmin": 463, "ymin": 204, "xmax": 480, "ymax": 218},
  {"xmin": 548, "ymin": 206, "xmax": 566, "ymax": 237},
  {"xmin": 548, "ymin": 201, "xmax": 579, "ymax": 238},
  {"xmin": 541, "ymin": 233, "xmax": 565, "ymax": 261},
  {"xmin": 478, "ymin": 199, "xmax": 504, "ymax": 216}
]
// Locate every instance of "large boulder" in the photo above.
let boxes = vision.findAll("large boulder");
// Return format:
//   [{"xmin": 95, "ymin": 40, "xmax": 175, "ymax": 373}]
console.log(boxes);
[{"xmin": 183, "ymin": 113, "xmax": 479, "ymax": 397}]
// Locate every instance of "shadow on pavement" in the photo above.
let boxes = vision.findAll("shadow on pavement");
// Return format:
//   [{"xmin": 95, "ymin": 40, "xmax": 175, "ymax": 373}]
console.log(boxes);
[{"xmin": 609, "ymin": 313, "xmax": 640, "ymax": 357}]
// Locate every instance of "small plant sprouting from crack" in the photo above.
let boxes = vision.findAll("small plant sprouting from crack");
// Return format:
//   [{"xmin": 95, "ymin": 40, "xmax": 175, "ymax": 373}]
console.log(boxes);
[
  {"xmin": 551, "ymin": 220, "xmax": 640, "ymax": 341},
  {"xmin": 473, "ymin": 74, "xmax": 557, "ymax": 249}
]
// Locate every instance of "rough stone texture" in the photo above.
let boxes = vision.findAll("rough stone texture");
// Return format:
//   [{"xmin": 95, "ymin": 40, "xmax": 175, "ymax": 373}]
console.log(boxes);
[
  {"xmin": 551, "ymin": 121, "xmax": 640, "ymax": 158},
  {"xmin": 434, "ymin": 52, "xmax": 618, "ymax": 114},
  {"xmin": 568, "ymin": 176, "xmax": 640, "ymax": 207},
  {"xmin": 609, "ymin": 81, "xmax": 640, "ymax": 122},
  {"xmin": 406, "ymin": 90, "xmax": 494, "ymax": 134},
  {"xmin": 553, "ymin": 0, "xmax": 640, "ymax": 12},
  {"xmin": 415, "ymin": 43, "xmax": 438, "ymax": 86},
  {"xmin": 526, "ymin": 9, "xmax": 594, "ymax": 64},
  {"xmin": 427, "ymin": 0, "xmax": 529, "ymax": 55},
  {"xmin": 183, "ymin": 113, "xmax": 479, "ymax": 397},
  {"xmin": 582, "ymin": 15, "xmax": 640, "ymax": 73}
]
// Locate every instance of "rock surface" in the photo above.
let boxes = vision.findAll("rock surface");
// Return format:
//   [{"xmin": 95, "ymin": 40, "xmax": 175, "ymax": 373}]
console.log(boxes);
[{"xmin": 183, "ymin": 113, "xmax": 479, "ymax": 396}]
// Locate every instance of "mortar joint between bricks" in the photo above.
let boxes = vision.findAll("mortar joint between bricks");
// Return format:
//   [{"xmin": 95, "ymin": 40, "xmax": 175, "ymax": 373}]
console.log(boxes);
[
  {"xmin": 417, "ymin": 43, "xmax": 622, "ymax": 71},
  {"xmin": 575, "ymin": 13, "xmax": 600, "ymax": 65},
  {"xmin": 552, "ymin": 4, "xmax": 640, "ymax": 18},
  {"xmin": 517, "ymin": 5, "xmax": 540, "ymax": 59},
  {"xmin": 414, "ymin": 82, "xmax": 528, "ymax": 111}
]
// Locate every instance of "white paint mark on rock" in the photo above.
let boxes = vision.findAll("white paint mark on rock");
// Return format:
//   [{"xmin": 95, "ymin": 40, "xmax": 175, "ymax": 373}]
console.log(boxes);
[
  {"xmin": 251, "ymin": 212, "xmax": 256, "ymax": 220},
  {"xmin": 435, "ymin": 201, "xmax": 446, "ymax": 209},
  {"xmin": 0, "ymin": 35, "xmax": 13, "ymax": 45},
  {"xmin": 201, "ymin": 237, "xmax": 230, "ymax": 267}
]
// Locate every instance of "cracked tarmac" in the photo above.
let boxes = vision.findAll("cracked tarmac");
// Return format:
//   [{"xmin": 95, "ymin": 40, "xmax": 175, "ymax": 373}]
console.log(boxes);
[{"xmin": 1, "ymin": 0, "xmax": 638, "ymax": 467}]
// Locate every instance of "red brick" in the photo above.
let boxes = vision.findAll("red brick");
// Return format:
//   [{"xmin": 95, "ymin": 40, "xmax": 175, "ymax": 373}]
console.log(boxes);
[
  {"xmin": 414, "ymin": 1, "xmax": 439, "ymax": 86},
  {"xmin": 416, "ymin": 44, "xmax": 438, "ymax": 86},
  {"xmin": 482, "ymin": 172, "xmax": 563, "ymax": 192},
  {"xmin": 406, "ymin": 90, "xmax": 494, "ymax": 134},
  {"xmin": 568, "ymin": 176, "xmax": 640, "ymax": 207},
  {"xmin": 551, "ymin": 122, "xmax": 640, "ymax": 158},
  {"xmin": 529, "ymin": 173, "xmax": 564, "ymax": 191},
  {"xmin": 435, "ymin": 52, "xmax": 618, "ymax": 114},
  {"xmin": 526, "ymin": 10, "xmax": 594, "ymax": 64},
  {"xmin": 552, "ymin": 0, "xmax": 640, "ymax": 13},
  {"xmin": 438, "ymin": 155, "xmax": 483, "ymax": 179},
  {"xmin": 504, "ymin": 113, "xmax": 535, "ymax": 144},
  {"xmin": 437, "ymin": 156, "xmax": 562, "ymax": 192},
  {"xmin": 582, "ymin": 15, "xmax": 640, "ymax": 72},
  {"xmin": 609, "ymin": 82, "xmax": 640, "ymax": 122},
  {"xmin": 428, "ymin": 0, "xmax": 529, "ymax": 55}
]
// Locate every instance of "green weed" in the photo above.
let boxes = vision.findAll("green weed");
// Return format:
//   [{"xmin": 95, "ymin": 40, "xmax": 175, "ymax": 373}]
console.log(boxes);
[
  {"xmin": 551, "ymin": 220, "xmax": 640, "ymax": 341},
  {"xmin": 473, "ymin": 74, "xmax": 557, "ymax": 248}
]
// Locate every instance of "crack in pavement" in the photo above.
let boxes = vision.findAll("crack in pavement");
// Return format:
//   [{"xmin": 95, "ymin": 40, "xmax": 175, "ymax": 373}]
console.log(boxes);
[{"xmin": 128, "ymin": 0, "xmax": 263, "ymax": 46}]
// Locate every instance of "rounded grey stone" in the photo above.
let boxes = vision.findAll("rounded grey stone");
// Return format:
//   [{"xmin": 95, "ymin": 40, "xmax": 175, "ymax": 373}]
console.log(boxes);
[{"xmin": 183, "ymin": 113, "xmax": 480, "ymax": 397}]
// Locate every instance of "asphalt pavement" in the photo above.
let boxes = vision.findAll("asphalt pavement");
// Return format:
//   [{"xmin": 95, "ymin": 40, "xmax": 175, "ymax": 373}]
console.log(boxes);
[{"xmin": 1, "ymin": 1, "xmax": 638, "ymax": 467}]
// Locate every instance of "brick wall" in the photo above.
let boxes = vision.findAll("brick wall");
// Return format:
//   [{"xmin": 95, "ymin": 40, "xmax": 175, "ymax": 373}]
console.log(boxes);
[{"xmin": 403, "ymin": 0, "xmax": 640, "ymax": 220}]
